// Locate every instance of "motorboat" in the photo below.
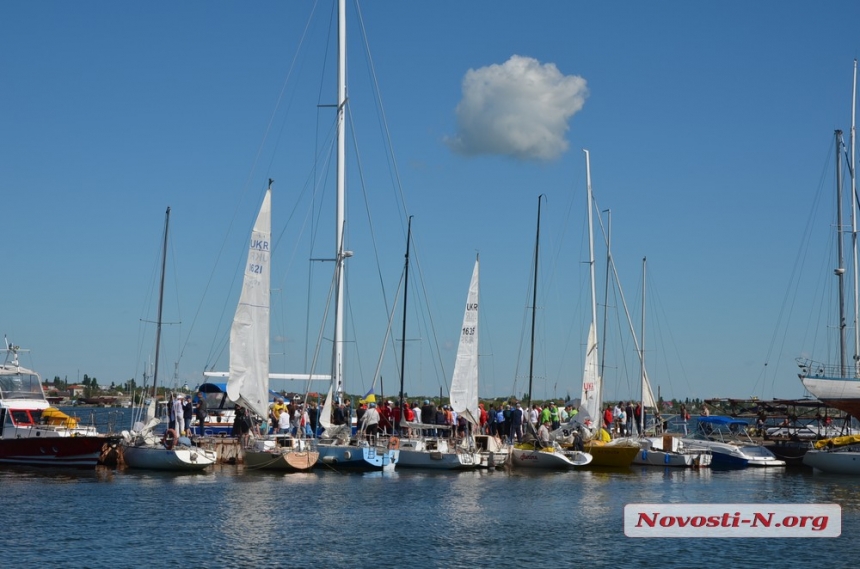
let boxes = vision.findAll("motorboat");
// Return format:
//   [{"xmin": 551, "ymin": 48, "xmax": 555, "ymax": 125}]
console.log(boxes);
[
  {"xmin": 0, "ymin": 341, "xmax": 108, "ymax": 468},
  {"xmin": 681, "ymin": 416, "xmax": 785, "ymax": 468}
]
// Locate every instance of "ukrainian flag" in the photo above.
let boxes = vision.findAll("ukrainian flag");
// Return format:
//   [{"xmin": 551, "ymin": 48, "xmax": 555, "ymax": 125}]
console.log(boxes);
[{"xmin": 359, "ymin": 387, "xmax": 376, "ymax": 404}]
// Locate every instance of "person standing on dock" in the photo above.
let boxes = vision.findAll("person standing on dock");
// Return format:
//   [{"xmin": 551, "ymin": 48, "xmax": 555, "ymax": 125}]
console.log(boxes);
[
  {"xmin": 195, "ymin": 392, "xmax": 208, "ymax": 438},
  {"xmin": 173, "ymin": 395, "xmax": 184, "ymax": 436},
  {"xmin": 625, "ymin": 402, "xmax": 635, "ymax": 437},
  {"xmin": 182, "ymin": 395, "xmax": 193, "ymax": 436}
]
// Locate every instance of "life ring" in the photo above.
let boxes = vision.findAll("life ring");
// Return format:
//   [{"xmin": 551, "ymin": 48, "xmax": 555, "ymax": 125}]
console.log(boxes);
[
  {"xmin": 162, "ymin": 429, "xmax": 178, "ymax": 450},
  {"xmin": 388, "ymin": 436, "xmax": 400, "ymax": 450}
]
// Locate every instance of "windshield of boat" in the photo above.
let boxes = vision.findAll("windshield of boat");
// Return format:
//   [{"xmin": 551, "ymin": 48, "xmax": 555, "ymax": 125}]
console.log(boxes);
[{"xmin": 0, "ymin": 372, "xmax": 47, "ymax": 401}]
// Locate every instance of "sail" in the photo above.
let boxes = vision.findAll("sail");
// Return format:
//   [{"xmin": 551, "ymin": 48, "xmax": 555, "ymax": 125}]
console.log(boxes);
[
  {"xmin": 226, "ymin": 188, "xmax": 272, "ymax": 420},
  {"xmin": 642, "ymin": 370, "xmax": 657, "ymax": 410},
  {"xmin": 450, "ymin": 259, "xmax": 480, "ymax": 425},
  {"xmin": 579, "ymin": 322, "xmax": 601, "ymax": 422},
  {"xmin": 319, "ymin": 384, "xmax": 333, "ymax": 430}
]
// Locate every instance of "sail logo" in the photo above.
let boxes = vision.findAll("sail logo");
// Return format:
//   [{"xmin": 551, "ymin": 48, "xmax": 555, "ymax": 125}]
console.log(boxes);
[
  {"xmin": 624, "ymin": 503, "xmax": 840, "ymax": 538},
  {"xmin": 250, "ymin": 238, "xmax": 270, "ymax": 251}
]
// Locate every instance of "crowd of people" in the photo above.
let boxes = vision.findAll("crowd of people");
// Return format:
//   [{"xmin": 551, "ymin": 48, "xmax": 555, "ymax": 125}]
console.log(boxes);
[{"xmin": 601, "ymin": 401, "xmax": 645, "ymax": 438}]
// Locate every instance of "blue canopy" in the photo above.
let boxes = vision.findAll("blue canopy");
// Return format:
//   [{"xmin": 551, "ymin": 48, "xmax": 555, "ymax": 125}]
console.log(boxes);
[{"xmin": 697, "ymin": 415, "xmax": 749, "ymax": 427}]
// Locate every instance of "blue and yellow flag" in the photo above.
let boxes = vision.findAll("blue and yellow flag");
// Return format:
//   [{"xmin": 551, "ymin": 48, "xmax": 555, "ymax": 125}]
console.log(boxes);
[{"xmin": 359, "ymin": 387, "xmax": 376, "ymax": 405}]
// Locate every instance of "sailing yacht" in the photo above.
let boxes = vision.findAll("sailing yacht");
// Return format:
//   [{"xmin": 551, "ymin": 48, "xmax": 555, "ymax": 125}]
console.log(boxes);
[
  {"xmin": 392, "ymin": 220, "xmax": 480, "ymax": 470},
  {"xmin": 226, "ymin": 185, "xmax": 318, "ymax": 472},
  {"xmin": 801, "ymin": 68, "xmax": 860, "ymax": 473},
  {"xmin": 510, "ymin": 196, "xmax": 593, "ymax": 470},
  {"xmin": 121, "ymin": 207, "xmax": 217, "ymax": 471},
  {"xmin": 571, "ymin": 150, "xmax": 638, "ymax": 468},
  {"xmin": 306, "ymin": 0, "xmax": 398, "ymax": 472}
]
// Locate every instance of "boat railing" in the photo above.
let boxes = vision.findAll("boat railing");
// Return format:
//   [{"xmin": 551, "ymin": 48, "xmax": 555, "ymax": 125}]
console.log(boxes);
[{"xmin": 797, "ymin": 358, "xmax": 860, "ymax": 379}]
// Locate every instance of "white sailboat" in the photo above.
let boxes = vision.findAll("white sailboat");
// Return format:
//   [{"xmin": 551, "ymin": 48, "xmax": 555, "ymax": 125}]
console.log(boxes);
[
  {"xmin": 121, "ymin": 207, "xmax": 217, "ymax": 471},
  {"xmin": 449, "ymin": 257, "xmax": 506, "ymax": 468},
  {"xmin": 229, "ymin": 184, "xmax": 318, "ymax": 472},
  {"xmin": 511, "ymin": 196, "xmax": 593, "ymax": 470},
  {"xmin": 311, "ymin": 0, "xmax": 397, "ymax": 472},
  {"xmin": 802, "ymin": 61, "xmax": 860, "ymax": 474},
  {"xmin": 394, "ymin": 220, "xmax": 480, "ymax": 470}
]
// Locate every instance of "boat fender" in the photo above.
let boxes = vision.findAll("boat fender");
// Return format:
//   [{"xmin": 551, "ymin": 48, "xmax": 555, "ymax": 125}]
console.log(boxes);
[
  {"xmin": 664, "ymin": 452, "xmax": 670, "ymax": 464},
  {"xmin": 343, "ymin": 451, "xmax": 351, "ymax": 460},
  {"xmin": 388, "ymin": 436, "xmax": 400, "ymax": 450},
  {"xmin": 162, "ymin": 429, "xmax": 178, "ymax": 450}
]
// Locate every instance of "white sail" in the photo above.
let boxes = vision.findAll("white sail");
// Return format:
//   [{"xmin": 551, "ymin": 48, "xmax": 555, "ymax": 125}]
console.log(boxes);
[
  {"xmin": 319, "ymin": 384, "xmax": 333, "ymax": 430},
  {"xmin": 226, "ymin": 188, "xmax": 272, "ymax": 420},
  {"xmin": 450, "ymin": 258, "xmax": 480, "ymax": 425},
  {"xmin": 580, "ymin": 321, "xmax": 601, "ymax": 422}
]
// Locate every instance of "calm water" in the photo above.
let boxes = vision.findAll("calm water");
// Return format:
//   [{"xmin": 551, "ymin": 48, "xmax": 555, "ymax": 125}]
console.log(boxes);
[{"xmin": 7, "ymin": 408, "xmax": 855, "ymax": 568}]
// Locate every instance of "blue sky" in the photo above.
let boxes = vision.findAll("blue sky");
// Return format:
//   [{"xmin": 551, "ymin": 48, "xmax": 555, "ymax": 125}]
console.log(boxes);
[{"xmin": 3, "ymin": 1, "xmax": 860, "ymax": 405}]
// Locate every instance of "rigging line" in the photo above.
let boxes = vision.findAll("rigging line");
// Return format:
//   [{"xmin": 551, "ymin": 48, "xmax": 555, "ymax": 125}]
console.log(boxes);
[
  {"xmin": 191, "ymin": 5, "xmax": 321, "ymax": 372},
  {"xmin": 347, "ymin": 106, "xmax": 395, "ymax": 329},
  {"xmin": 408, "ymin": 231, "xmax": 450, "ymax": 392},
  {"xmin": 354, "ymin": 0, "xmax": 412, "ymax": 239},
  {"xmin": 758, "ymin": 139, "xmax": 835, "ymax": 394}
]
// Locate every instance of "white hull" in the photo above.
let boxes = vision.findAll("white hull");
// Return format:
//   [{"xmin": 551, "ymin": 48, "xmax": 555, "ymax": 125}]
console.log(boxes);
[
  {"xmin": 681, "ymin": 439, "xmax": 785, "ymax": 468},
  {"xmin": 473, "ymin": 434, "xmax": 509, "ymax": 468},
  {"xmin": 122, "ymin": 443, "xmax": 216, "ymax": 471},
  {"xmin": 397, "ymin": 438, "xmax": 479, "ymax": 470},
  {"xmin": 632, "ymin": 437, "xmax": 711, "ymax": 468},
  {"xmin": 510, "ymin": 445, "xmax": 593, "ymax": 469},
  {"xmin": 317, "ymin": 443, "xmax": 397, "ymax": 472},
  {"xmin": 803, "ymin": 448, "xmax": 860, "ymax": 474}
]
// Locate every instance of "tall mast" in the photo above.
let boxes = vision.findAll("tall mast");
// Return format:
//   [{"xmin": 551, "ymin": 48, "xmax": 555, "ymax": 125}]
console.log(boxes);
[
  {"xmin": 333, "ymin": 0, "xmax": 347, "ymax": 400},
  {"xmin": 527, "ymin": 195, "xmax": 543, "ymax": 410},
  {"xmin": 152, "ymin": 207, "xmax": 170, "ymax": 400},
  {"xmin": 836, "ymin": 129, "xmax": 847, "ymax": 376},
  {"xmin": 584, "ymin": 150, "xmax": 600, "ymax": 409},
  {"xmin": 851, "ymin": 59, "xmax": 859, "ymax": 376},
  {"xmin": 639, "ymin": 257, "xmax": 646, "ymax": 435},
  {"xmin": 398, "ymin": 217, "xmax": 413, "ymax": 412}
]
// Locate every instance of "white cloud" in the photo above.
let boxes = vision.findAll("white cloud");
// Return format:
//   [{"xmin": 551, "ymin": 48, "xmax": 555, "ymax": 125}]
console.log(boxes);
[{"xmin": 446, "ymin": 55, "xmax": 588, "ymax": 161}]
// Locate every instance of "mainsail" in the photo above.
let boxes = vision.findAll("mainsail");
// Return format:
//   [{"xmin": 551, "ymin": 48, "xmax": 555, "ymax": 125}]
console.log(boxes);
[
  {"xmin": 450, "ymin": 258, "xmax": 480, "ymax": 425},
  {"xmin": 226, "ymin": 188, "xmax": 271, "ymax": 420},
  {"xmin": 580, "ymin": 322, "xmax": 601, "ymax": 422}
]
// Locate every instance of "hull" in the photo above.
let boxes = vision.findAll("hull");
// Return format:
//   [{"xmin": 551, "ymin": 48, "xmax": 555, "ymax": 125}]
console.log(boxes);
[
  {"xmin": 316, "ymin": 444, "xmax": 397, "ymax": 472},
  {"xmin": 0, "ymin": 436, "xmax": 106, "ymax": 469},
  {"xmin": 584, "ymin": 443, "xmax": 639, "ymax": 467},
  {"xmin": 396, "ymin": 438, "xmax": 479, "ymax": 470},
  {"xmin": 510, "ymin": 443, "xmax": 593, "ymax": 469},
  {"xmin": 473, "ymin": 434, "xmax": 509, "ymax": 468},
  {"xmin": 800, "ymin": 375, "xmax": 860, "ymax": 417},
  {"xmin": 122, "ymin": 443, "xmax": 216, "ymax": 471},
  {"xmin": 803, "ymin": 448, "xmax": 860, "ymax": 473},
  {"xmin": 244, "ymin": 449, "xmax": 319, "ymax": 471},
  {"xmin": 632, "ymin": 448, "xmax": 710, "ymax": 467}
]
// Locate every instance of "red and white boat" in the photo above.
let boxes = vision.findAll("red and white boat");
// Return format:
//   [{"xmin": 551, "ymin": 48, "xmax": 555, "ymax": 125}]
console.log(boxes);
[{"xmin": 0, "ymin": 340, "xmax": 107, "ymax": 468}]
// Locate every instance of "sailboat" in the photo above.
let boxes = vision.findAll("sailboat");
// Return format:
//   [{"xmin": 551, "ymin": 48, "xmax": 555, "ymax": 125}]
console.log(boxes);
[
  {"xmin": 510, "ymin": 196, "xmax": 593, "ymax": 469},
  {"xmin": 629, "ymin": 258, "xmax": 711, "ymax": 468},
  {"xmin": 121, "ymin": 207, "xmax": 217, "ymax": 471},
  {"xmin": 310, "ymin": 0, "xmax": 397, "ymax": 472},
  {"xmin": 449, "ymin": 257, "xmax": 507, "ymax": 468},
  {"xmin": 574, "ymin": 150, "xmax": 639, "ymax": 468},
  {"xmin": 228, "ymin": 184, "xmax": 318, "ymax": 472},
  {"xmin": 801, "ymin": 63, "xmax": 860, "ymax": 473},
  {"xmin": 393, "ymin": 219, "xmax": 480, "ymax": 470}
]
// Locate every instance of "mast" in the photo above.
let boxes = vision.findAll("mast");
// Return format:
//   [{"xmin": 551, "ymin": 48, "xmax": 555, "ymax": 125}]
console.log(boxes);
[
  {"xmin": 584, "ymin": 150, "xmax": 600, "ymax": 412},
  {"xmin": 836, "ymin": 129, "xmax": 847, "ymax": 376},
  {"xmin": 851, "ymin": 59, "xmax": 859, "ymax": 376},
  {"xmin": 398, "ymin": 217, "xmax": 413, "ymax": 414},
  {"xmin": 333, "ymin": 0, "xmax": 347, "ymax": 401},
  {"xmin": 639, "ymin": 257, "xmax": 646, "ymax": 435},
  {"xmin": 527, "ymin": 196, "xmax": 543, "ymax": 410},
  {"xmin": 151, "ymin": 207, "xmax": 170, "ymax": 402}
]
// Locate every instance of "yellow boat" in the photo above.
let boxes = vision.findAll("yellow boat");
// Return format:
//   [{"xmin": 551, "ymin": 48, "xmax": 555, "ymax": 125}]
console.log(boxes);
[{"xmin": 582, "ymin": 439, "xmax": 640, "ymax": 467}]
